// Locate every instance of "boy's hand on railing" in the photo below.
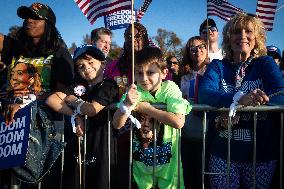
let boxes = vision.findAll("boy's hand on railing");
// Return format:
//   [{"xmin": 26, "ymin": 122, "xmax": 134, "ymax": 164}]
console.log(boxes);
[
  {"xmin": 238, "ymin": 89, "xmax": 269, "ymax": 106},
  {"xmin": 124, "ymin": 84, "xmax": 138, "ymax": 108}
]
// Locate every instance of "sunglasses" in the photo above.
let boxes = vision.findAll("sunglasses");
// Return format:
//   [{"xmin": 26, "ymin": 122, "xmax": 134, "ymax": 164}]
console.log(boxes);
[
  {"xmin": 168, "ymin": 61, "xmax": 179, "ymax": 65},
  {"xmin": 190, "ymin": 44, "xmax": 206, "ymax": 53},
  {"xmin": 201, "ymin": 26, "xmax": 218, "ymax": 34}
]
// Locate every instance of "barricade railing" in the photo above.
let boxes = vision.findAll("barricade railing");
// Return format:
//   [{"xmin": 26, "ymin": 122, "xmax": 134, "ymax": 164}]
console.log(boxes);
[
  {"xmin": 190, "ymin": 104, "xmax": 284, "ymax": 189},
  {"xmin": 5, "ymin": 104, "xmax": 284, "ymax": 189},
  {"xmin": 139, "ymin": 104, "xmax": 284, "ymax": 189}
]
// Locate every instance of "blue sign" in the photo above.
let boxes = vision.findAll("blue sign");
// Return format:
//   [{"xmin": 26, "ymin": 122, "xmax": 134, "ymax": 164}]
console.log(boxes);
[
  {"xmin": 104, "ymin": 9, "xmax": 136, "ymax": 30},
  {"xmin": 0, "ymin": 106, "xmax": 31, "ymax": 170}
]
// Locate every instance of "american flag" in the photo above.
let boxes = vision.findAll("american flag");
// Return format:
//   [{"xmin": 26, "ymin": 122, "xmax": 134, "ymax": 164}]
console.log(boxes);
[
  {"xmin": 207, "ymin": 0, "xmax": 243, "ymax": 21},
  {"xmin": 256, "ymin": 0, "xmax": 278, "ymax": 31},
  {"xmin": 136, "ymin": 0, "xmax": 152, "ymax": 22},
  {"xmin": 148, "ymin": 38, "xmax": 159, "ymax": 48},
  {"xmin": 74, "ymin": 0, "xmax": 132, "ymax": 25}
]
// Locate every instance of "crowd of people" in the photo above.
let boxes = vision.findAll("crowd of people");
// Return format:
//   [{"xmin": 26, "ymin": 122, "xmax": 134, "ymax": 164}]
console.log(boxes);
[{"xmin": 1, "ymin": 2, "xmax": 284, "ymax": 189}]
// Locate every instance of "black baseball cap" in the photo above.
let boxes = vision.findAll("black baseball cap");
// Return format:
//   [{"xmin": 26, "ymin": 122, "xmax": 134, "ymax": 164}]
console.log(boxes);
[
  {"xmin": 267, "ymin": 45, "xmax": 282, "ymax": 60},
  {"xmin": 17, "ymin": 2, "xmax": 56, "ymax": 25},
  {"xmin": 199, "ymin": 18, "xmax": 217, "ymax": 34},
  {"xmin": 73, "ymin": 45, "xmax": 106, "ymax": 62}
]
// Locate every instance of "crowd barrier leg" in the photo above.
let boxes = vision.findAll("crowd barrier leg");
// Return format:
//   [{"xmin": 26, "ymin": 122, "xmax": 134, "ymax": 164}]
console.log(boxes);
[
  {"xmin": 226, "ymin": 115, "xmax": 232, "ymax": 189},
  {"xmin": 54, "ymin": 120, "xmax": 65, "ymax": 189},
  {"xmin": 129, "ymin": 123, "xmax": 133, "ymax": 189},
  {"xmin": 82, "ymin": 115, "xmax": 87, "ymax": 189},
  {"xmin": 152, "ymin": 120, "xmax": 158, "ymax": 188},
  {"xmin": 201, "ymin": 111, "xmax": 207, "ymax": 189},
  {"xmin": 107, "ymin": 110, "xmax": 111, "ymax": 189},
  {"xmin": 177, "ymin": 129, "xmax": 181, "ymax": 189},
  {"xmin": 10, "ymin": 174, "xmax": 20, "ymax": 189},
  {"xmin": 78, "ymin": 137, "xmax": 82, "ymax": 189},
  {"xmin": 253, "ymin": 112, "xmax": 258, "ymax": 189},
  {"xmin": 280, "ymin": 113, "xmax": 283, "ymax": 189}
]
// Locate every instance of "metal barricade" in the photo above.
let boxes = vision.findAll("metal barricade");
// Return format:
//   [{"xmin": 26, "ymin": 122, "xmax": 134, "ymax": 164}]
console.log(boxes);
[
  {"xmin": 4, "ymin": 104, "xmax": 283, "ymax": 189},
  {"xmin": 191, "ymin": 104, "xmax": 284, "ymax": 189}
]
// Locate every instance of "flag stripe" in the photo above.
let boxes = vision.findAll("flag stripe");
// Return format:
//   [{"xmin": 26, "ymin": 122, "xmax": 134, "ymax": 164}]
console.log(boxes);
[
  {"xmin": 207, "ymin": 0, "xmax": 243, "ymax": 21},
  {"xmin": 75, "ymin": 0, "xmax": 131, "ymax": 24},
  {"xmin": 136, "ymin": 0, "xmax": 152, "ymax": 22},
  {"xmin": 208, "ymin": 3, "xmax": 239, "ymax": 15},
  {"xmin": 255, "ymin": 0, "xmax": 278, "ymax": 31}
]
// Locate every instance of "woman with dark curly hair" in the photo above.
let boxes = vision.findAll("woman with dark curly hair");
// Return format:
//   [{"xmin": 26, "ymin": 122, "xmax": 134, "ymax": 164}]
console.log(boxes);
[{"xmin": 104, "ymin": 22, "xmax": 149, "ymax": 97}]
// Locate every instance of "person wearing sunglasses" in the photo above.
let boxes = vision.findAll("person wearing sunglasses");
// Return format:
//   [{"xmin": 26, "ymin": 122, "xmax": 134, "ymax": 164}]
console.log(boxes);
[
  {"xmin": 180, "ymin": 36, "xmax": 209, "ymax": 103},
  {"xmin": 166, "ymin": 55, "xmax": 181, "ymax": 86},
  {"xmin": 198, "ymin": 13, "xmax": 284, "ymax": 189},
  {"xmin": 180, "ymin": 36, "xmax": 209, "ymax": 189},
  {"xmin": 199, "ymin": 18, "xmax": 223, "ymax": 61}
]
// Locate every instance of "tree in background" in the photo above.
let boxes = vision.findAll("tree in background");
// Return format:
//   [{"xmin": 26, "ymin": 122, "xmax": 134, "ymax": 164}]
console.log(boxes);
[
  {"xmin": 82, "ymin": 34, "xmax": 92, "ymax": 45},
  {"xmin": 153, "ymin": 28, "xmax": 183, "ymax": 59},
  {"xmin": 109, "ymin": 42, "xmax": 122, "ymax": 60},
  {"xmin": 68, "ymin": 42, "xmax": 77, "ymax": 55},
  {"xmin": 8, "ymin": 25, "xmax": 21, "ymax": 39}
]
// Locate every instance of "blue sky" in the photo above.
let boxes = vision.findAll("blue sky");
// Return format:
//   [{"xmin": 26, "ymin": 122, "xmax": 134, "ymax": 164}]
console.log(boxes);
[{"xmin": 1, "ymin": 0, "xmax": 284, "ymax": 51}]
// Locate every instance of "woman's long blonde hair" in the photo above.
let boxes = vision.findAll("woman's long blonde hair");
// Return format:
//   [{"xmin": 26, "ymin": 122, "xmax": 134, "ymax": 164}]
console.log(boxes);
[{"xmin": 222, "ymin": 13, "xmax": 267, "ymax": 60}]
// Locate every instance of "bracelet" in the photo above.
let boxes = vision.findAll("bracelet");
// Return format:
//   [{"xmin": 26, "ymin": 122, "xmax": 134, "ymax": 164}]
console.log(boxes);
[
  {"xmin": 76, "ymin": 100, "xmax": 84, "ymax": 115},
  {"xmin": 119, "ymin": 102, "xmax": 141, "ymax": 129},
  {"xmin": 119, "ymin": 102, "xmax": 131, "ymax": 115},
  {"xmin": 229, "ymin": 91, "xmax": 244, "ymax": 117},
  {"xmin": 71, "ymin": 111, "xmax": 78, "ymax": 133}
]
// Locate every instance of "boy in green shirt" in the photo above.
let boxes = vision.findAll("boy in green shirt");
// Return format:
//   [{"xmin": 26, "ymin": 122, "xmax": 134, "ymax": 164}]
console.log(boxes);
[{"xmin": 113, "ymin": 46, "xmax": 191, "ymax": 189}]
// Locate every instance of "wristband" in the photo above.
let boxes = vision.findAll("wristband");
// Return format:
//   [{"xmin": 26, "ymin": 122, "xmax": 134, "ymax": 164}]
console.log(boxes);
[
  {"xmin": 229, "ymin": 91, "xmax": 244, "ymax": 117},
  {"xmin": 119, "ymin": 102, "xmax": 141, "ymax": 129},
  {"xmin": 71, "ymin": 111, "xmax": 79, "ymax": 133},
  {"xmin": 76, "ymin": 100, "xmax": 84, "ymax": 115},
  {"xmin": 119, "ymin": 102, "xmax": 131, "ymax": 115}
]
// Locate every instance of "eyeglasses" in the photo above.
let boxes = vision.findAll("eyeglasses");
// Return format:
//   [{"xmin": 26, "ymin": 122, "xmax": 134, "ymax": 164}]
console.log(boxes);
[
  {"xmin": 201, "ymin": 26, "xmax": 218, "ymax": 34},
  {"xmin": 168, "ymin": 61, "xmax": 179, "ymax": 65},
  {"xmin": 190, "ymin": 44, "xmax": 206, "ymax": 53}
]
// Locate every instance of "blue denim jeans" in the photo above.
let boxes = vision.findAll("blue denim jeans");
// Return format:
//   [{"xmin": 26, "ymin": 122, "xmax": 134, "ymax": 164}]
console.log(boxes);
[{"xmin": 12, "ymin": 101, "xmax": 65, "ymax": 183}]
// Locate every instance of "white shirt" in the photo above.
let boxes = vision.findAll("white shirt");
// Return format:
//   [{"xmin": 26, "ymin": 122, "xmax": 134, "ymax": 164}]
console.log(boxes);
[{"xmin": 208, "ymin": 48, "xmax": 223, "ymax": 62}]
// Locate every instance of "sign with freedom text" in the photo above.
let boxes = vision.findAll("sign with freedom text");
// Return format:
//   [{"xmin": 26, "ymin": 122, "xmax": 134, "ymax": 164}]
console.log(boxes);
[
  {"xmin": 0, "ymin": 106, "xmax": 31, "ymax": 170},
  {"xmin": 104, "ymin": 9, "xmax": 136, "ymax": 30}
]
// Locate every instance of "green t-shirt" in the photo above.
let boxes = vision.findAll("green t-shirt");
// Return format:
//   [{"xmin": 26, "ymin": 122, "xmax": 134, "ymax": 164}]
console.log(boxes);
[{"xmin": 121, "ymin": 81, "xmax": 191, "ymax": 189}]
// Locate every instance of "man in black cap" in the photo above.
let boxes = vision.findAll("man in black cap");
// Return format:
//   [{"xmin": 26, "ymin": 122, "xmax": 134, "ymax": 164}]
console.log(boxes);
[
  {"xmin": 267, "ymin": 45, "xmax": 282, "ymax": 65},
  {"xmin": 199, "ymin": 18, "xmax": 223, "ymax": 61}
]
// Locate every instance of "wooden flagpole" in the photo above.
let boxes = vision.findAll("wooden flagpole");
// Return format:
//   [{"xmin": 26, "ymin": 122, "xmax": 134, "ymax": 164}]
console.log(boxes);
[
  {"xmin": 129, "ymin": 1, "xmax": 135, "ymax": 189},
  {"xmin": 206, "ymin": 16, "xmax": 210, "ymax": 58},
  {"xmin": 276, "ymin": 4, "xmax": 284, "ymax": 12},
  {"xmin": 206, "ymin": 0, "xmax": 210, "ymax": 59},
  {"xmin": 131, "ymin": 0, "xmax": 135, "ymax": 84}
]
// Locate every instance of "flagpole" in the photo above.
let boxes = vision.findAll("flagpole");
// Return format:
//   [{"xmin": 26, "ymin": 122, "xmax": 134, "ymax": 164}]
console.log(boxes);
[
  {"xmin": 206, "ymin": 17, "xmax": 210, "ymax": 58},
  {"xmin": 130, "ymin": 1, "xmax": 135, "ymax": 189},
  {"xmin": 206, "ymin": 5, "xmax": 210, "ymax": 59},
  {"xmin": 131, "ymin": 0, "xmax": 135, "ymax": 84},
  {"xmin": 276, "ymin": 4, "xmax": 284, "ymax": 12}
]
